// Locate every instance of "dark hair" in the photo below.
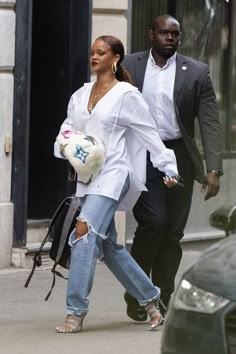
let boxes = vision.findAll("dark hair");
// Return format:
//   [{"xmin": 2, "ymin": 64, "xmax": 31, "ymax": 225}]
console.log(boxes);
[
  {"xmin": 96, "ymin": 35, "xmax": 133, "ymax": 84},
  {"xmin": 151, "ymin": 15, "xmax": 180, "ymax": 31}
]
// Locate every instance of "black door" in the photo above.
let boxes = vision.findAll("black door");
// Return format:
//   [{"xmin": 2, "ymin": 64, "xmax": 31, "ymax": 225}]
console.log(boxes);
[
  {"xmin": 12, "ymin": 0, "xmax": 92, "ymax": 246},
  {"xmin": 28, "ymin": 0, "xmax": 92, "ymax": 218}
]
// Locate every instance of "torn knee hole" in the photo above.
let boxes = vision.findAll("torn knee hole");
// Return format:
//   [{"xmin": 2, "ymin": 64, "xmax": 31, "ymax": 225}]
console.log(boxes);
[{"xmin": 75, "ymin": 219, "xmax": 89, "ymax": 238}]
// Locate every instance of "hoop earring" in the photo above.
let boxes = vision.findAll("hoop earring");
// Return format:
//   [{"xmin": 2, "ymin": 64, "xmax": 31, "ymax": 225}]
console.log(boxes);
[{"xmin": 112, "ymin": 62, "xmax": 118, "ymax": 74}]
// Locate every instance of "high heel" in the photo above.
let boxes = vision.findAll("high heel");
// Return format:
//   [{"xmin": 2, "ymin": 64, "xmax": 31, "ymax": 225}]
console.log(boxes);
[
  {"xmin": 145, "ymin": 301, "xmax": 163, "ymax": 331},
  {"xmin": 56, "ymin": 314, "xmax": 85, "ymax": 333}
]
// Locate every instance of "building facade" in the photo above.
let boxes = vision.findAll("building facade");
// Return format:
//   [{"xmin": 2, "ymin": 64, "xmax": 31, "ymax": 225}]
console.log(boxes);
[
  {"xmin": 0, "ymin": 0, "xmax": 15, "ymax": 267},
  {"xmin": 0, "ymin": 0, "xmax": 235, "ymax": 268}
]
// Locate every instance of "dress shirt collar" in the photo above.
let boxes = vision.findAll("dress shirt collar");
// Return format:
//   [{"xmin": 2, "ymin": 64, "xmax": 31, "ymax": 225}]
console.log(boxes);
[{"xmin": 149, "ymin": 50, "xmax": 177, "ymax": 68}]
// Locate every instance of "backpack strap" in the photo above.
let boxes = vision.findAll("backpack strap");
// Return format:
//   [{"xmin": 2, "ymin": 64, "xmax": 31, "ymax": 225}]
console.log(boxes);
[
  {"xmin": 44, "ymin": 268, "xmax": 68, "ymax": 301},
  {"xmin": 44, "ymin": 197, "xmax": 80, "ymax": 301},
  {"xmin": 24, "ymin": 196, "xmax": 74, "ymax": 289},
  {"xmin": 55, "ymin": 196, "xmax": 80, "ymax": 264},
  {"xmin": 24, "ymin": 230, "xmax": 49, "ymax": 288}
]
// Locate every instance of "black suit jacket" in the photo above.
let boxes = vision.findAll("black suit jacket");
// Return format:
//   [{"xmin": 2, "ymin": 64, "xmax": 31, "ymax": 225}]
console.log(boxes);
[{"xmin": 123, "ymin": 51, "xmax": 223, "ymax": 183}]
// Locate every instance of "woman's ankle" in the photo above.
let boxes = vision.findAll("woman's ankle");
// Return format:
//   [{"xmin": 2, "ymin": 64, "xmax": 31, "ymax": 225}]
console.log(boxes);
[{"xmin": 145, "ymin": 301, "xmax": 163, "ymax": 330}]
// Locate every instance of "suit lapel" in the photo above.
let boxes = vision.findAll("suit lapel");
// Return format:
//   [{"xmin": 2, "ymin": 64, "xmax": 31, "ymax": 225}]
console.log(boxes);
[
  {"xmin": 174, "ymin": 54, "xmax": 188, "ymax": 100},
  {"xmin": 135, "ymin": 51, "xmax": 149, "ymax": 91}
]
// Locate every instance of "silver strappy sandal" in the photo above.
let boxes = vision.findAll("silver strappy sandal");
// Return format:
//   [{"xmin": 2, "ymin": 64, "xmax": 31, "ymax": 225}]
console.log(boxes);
[
  {"xmin": 56, "ymin": 314, "xmax": 85, "ymax": 333},
  {"xmin": 145, "ymin": 301, "xmax": 164, "ymax": 331}
]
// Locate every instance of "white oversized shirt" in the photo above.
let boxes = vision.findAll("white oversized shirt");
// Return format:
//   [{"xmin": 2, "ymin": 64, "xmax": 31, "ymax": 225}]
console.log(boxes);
[
  {"xmin": 54, "ymin": 81, "xmax": 178, "ymax": 210},
  {"xmin": 142, "ymin": 51, "xmax": 182, "ymax": 141}
]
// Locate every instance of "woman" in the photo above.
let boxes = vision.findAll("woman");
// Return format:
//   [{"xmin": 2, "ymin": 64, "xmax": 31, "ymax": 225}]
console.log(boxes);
[{"xmin": 54, "ymin": 35, "xmax": 179, "ymax": 333}]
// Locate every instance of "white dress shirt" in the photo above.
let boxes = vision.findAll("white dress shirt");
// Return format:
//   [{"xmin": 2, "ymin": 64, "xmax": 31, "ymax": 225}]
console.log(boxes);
[
  {"xmin": 142, "ymin": 51, "xmax": 182, "ymax": 141},
  {"xmin": 54, "ymin": 81, "xmax": 178, "ymax": 211}
]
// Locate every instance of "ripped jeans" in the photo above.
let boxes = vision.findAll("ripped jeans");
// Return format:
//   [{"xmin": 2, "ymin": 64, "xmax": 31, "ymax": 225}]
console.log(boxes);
[{"xmin": 66, "ymin": 176, "xmax": 160, "ymax": 316}]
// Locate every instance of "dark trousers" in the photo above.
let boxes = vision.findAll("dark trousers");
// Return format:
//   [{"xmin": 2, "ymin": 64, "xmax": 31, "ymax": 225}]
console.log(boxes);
[{"xmin": 131, "ymin": 138, "xmax": 194, "ymax": 306}]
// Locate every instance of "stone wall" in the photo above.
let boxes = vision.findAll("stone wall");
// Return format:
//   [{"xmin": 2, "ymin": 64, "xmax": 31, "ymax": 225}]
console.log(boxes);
[
  {"xmin": 0, "ymin": 0, "xmax": 15, "ymax": 267},
  {"xmin": 92, "ymin": 0, "xmax": 128, "ymax": 45}
]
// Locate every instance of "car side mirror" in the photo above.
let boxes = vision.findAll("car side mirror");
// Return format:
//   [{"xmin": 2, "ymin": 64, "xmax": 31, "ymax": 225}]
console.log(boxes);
[{"xmin": 209, "ymin": 205, "xmax": 236, "ymax": 236}]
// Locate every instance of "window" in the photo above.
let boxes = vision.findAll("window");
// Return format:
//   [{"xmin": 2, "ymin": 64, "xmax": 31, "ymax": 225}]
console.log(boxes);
[{"xmin": 176, "ymin": 0, "xmax": 235, "ymax": 153}]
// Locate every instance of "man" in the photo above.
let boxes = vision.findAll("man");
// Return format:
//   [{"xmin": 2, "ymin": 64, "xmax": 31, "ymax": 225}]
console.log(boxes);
[{"xmin": 123, "ymin": 15, "xmax": 223, "ymax": 321}]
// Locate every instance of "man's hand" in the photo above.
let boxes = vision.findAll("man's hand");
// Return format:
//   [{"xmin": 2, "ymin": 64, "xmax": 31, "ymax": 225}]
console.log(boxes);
[{"xmin": 201, "ymin": 172, "xmax": 220, "ymax": 201}]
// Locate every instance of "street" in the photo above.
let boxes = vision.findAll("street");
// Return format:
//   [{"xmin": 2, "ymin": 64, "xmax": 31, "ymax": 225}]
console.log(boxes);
[{"xmin": 0, "ymin": 250, "xmax": 200, "ymax": 354}]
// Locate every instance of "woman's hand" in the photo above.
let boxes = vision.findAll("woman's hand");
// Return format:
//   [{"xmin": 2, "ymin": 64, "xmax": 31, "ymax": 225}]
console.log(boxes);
[{"xmin": 163, "ymin": 175, "xmax": 184, "ymax": 188}]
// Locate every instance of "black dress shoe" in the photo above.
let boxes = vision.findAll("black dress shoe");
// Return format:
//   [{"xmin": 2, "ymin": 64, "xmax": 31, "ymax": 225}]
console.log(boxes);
[{"xmin": 124, "ymin": 292, "xmax": 147, "ymax": 322}]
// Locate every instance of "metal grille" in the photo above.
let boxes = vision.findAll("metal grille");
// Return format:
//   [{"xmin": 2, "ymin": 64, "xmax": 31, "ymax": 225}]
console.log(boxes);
[
  {"xmin": 130, "ymin": 0, "xmax": 168, "ymax": 52},
  {"xmin": 225, "ymin": 308, "xmax": 236, "ymax": 354}
]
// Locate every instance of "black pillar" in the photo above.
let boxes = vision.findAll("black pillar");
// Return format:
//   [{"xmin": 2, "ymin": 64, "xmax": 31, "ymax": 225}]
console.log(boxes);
[{"xmin": 11, "ymin": 0, "xmax": 33, "ymax": 246}]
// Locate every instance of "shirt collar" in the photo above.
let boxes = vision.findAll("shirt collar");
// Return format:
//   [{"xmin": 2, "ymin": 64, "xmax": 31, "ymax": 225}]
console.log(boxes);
[{"xmin": 149, "ymin": 50, "xmax": 177, "ymax": 68}]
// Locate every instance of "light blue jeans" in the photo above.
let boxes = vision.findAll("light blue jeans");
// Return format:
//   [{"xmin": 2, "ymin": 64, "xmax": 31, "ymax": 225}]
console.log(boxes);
[{"xmin": 66, "ymin": 176, "xmax": 160, "ymax": 316}]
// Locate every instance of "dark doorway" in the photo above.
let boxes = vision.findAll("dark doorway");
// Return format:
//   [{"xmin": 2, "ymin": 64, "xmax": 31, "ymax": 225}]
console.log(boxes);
[
  {"xmin": 28, "ymin": 0, "xmax": 92, "ymax": 219},
  {"xmin": 12, "ymin": 0, "xmax": 92, "ymax": 246}
]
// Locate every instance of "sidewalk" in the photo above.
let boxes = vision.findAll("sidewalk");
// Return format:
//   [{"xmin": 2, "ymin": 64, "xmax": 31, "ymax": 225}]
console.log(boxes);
[{"xmin": 0, "ymin": 251, "xmax": 200, "ymax": 354}]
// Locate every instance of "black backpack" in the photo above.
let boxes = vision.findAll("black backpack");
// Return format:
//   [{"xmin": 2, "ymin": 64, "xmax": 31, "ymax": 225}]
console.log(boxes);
[{"xmin": 24, "ymin": 196, "xmax": 81, "ymax": 300}]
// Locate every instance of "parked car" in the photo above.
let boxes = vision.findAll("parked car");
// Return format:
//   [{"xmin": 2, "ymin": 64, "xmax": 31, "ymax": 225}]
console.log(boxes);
[{"xmin": 161, "ymin": 205, "xmax": 236, "ymax": 354}]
